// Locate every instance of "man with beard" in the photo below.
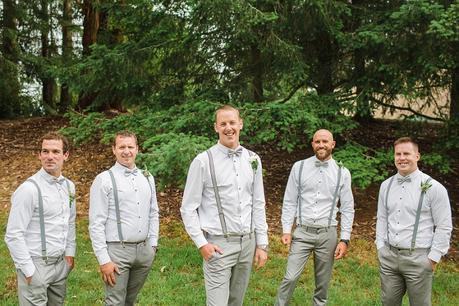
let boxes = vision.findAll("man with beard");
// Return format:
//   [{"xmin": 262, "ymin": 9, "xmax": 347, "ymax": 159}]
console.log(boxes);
[
  {"xmin": 5, "ymin": 132, "xmax": 76, "ymax": 306},
  {"xmin": 180, "ymin": 105, "xmax": 269, "ymax": 306},
  {"xmin": 89, "ymin": 131, "xmax": 159, "ymax": 305},
  {"xmin": 275, "ymin": 129, "xmax": 355, "ymax": 306},
  {"xmin": 376, "ymin": 137, "xmax": 452, "ymax": 306}
]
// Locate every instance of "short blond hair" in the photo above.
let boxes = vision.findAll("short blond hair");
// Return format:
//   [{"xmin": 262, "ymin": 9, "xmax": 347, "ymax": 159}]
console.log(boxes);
[
  {"xmin": 214, "ymin": 105, "xmax": 241, "ymax": 122},
  {"xmin": 394, "ymin": 137, "xmax": 419, "ymax": 151},
  {"xmin": 113, "ymin": 130, "xmax": 138, "ymax": 147}
]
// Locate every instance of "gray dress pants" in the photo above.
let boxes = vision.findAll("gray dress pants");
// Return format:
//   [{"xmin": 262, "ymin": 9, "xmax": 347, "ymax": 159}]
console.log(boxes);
[
  {"xmin": 17, "ymin": 255, "xmax": 71, "ymax": 306},
  {"xmin": 105, "ymin": 242, "xmax": 156, "ymax": 306},
  {"xmin": 378, "ymin": 244, "xmax": 433, "ymax": 306},
  {"xmin": 275, "ymin": 226, "xmax": 337, "ymax": 306},
  {"xmin": 203, "ymin": 234, "xmax": 256, "ymax": 306}
]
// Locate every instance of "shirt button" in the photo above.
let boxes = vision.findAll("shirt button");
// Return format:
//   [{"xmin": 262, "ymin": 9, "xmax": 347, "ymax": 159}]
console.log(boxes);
[
  {"xmin": 135, "ymin": 188, "xmax": 138, "ymax": 192},
  {"xmin": 138, "ymin": 230, "xmax": 141, "ymax": 233},
  {"xmin": 399, "ymin": 197, "xmax": 402, "ymax": 200}
]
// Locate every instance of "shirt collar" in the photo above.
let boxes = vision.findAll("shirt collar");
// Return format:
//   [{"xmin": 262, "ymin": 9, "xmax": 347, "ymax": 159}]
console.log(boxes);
[
  {"xmin": 38, "ymin": 168, "xmax": 65, "ymax": 184},
  {"xmin": 216, "ymin": 142, "xmax": 243, "ymax": 155},
  {"xmin": 312, "ymin": 155, "xmax": 334, "ymax": 165},
  {"xmin": 113, "ymin": 161, "xmax": 138, "ymax": 172},
  {"xmin": 396, "ymin": 168, "xmax": 420, "ymax": 180}
]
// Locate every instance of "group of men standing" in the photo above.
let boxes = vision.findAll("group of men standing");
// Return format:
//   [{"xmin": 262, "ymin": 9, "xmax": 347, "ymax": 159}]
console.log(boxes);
[{"xmin": 5, "ymin": 105, "xmax": 453, "ymax": 305}]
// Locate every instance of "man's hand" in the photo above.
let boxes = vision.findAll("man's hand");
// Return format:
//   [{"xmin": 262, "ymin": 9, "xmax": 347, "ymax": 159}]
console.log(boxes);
[
  {"xmin": 253, "ymin": 248, "xmax": 268, "ymax": 269},
  {"xmin": 199, "ymin": 243, "xmax": 223, "ymax": 261},
  {"xmin": 26, "ymin": 275, "xmax": 33, "ymax": 285},
  {"xmin": 430, "ymin": 259, "xmax": 437, "ymax": 271},
  {"xmin": 334, "ymin": 241, "xmax": 348, "ymax": 260},
  {"xmin": 281, "ymin": 233, "xmax": 292, "ymax": 246},
  {"xmin": 65, "ymin": 256, "xmax": 74, "ymax": 270},
  {"xmin": 100, "ymin": 262, "xmax": 120, "ymax": 287}
]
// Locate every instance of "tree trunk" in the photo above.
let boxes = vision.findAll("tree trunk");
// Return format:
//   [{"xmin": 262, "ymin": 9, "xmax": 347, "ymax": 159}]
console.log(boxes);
[
  {"xmin": 250, "ymin": 45, "xmax": 264, "ymax": 102},
  {"xmin": 315, "ymin": 32, "xmax": 334, "ymax": 95},
  {"xmin": 59, "ymin": 0, "xmax": 73, "ymax": 112},
  {"xmin": 41, "ymin": 0, "xmax": 56, "ymax": 111},
  {"xmin": 1, "ymin": 0, "xmax": 21, "ymax": 118},
  {"xmin": 450, "ymin": 66, "xmax": 459, "ymax": 121}
]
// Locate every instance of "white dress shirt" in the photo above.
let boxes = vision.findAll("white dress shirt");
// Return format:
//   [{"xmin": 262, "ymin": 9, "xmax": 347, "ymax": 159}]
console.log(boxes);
[
  {"xmin": 376, "ymin": 169, "xmax": 452, "ymax": 262},
  {"xmin": 89, "ymin": 162, "xmax": 159, "ymax": 265},
  {"xmin": 5, "ymin": 168, "xmax": 76, "ymax": 277},
  {"xmin": 281, "ymin": 156, "xmax": 355, "ymax": 240},
  {"xmin": 180, "ymin": 143, "xmax": 269, "ymax": 249}
]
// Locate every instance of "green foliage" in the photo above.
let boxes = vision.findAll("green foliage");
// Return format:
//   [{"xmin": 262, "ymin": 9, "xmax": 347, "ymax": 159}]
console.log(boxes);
[
  {"xmin": 421, "ymin": 152, "xmax": 453, "ymax": 175},
  {"xmin": 60, "ymin": 112, "xmax": 106, "ymax": 145},
  {"xmin": 334, "ymin": 143, "xmax": 393, "ymax": 189},
  {"xmin": 242, "ymin": 95, "xmax": 357, "ymax": 152},
  {"xmin": 138, "ymin": 133, "xmax": 214, "ymax": 189}
]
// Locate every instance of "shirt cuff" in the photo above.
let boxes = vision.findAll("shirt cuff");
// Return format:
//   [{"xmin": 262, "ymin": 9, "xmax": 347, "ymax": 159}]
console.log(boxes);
[
  {"xmin": 339, "ymin": 231, "xmax": 351, "ymax": 241},
  {"xmin": 148, "ymin": 237, "xmax": 158, "ymax": 248},
  {"xmin": 65, "ymin": 247, "xmax": 76, "ymax": 257},
  {"xmin": 21, "ymin": 262, "xmax": 36, "ymax": 278},
  {"xmin": 376, "ymin": 240, "xmax": 385, "ymax": 250},
  {"xmin": 255, "ymin": 233, "xmax": 268, "ymax": 246},
  {"xmin": 96, "ymin": 250, "xmax": 112, "ymax": 266},
  {"xmin": 282, "ymin": 224, "xmax": 293, "ymax": 234},
  {"xmin": 193, "ymin": 234, "xmax": 208, "ymax": 249},
  {"xmin": 428, "ymin": 249, "xmax": 442, "ymax": 263}
]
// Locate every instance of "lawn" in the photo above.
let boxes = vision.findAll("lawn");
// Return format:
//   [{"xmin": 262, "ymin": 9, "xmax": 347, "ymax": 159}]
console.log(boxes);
[{"xmin": 0, "ymin": 216, "xmax": 458, "ymax": 306}]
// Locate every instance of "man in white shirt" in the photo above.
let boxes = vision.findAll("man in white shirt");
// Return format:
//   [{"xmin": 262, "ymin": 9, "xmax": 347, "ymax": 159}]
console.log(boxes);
[
  {"xmin": 180, "ymin": 105, "xmax": 269, "ymax": 306},
  {"xmin": 275, "ymin": 129, "xmax": 355, "ymax": 306},
  {"xmin": 89, "ymin": 131, "xmax": 159, "ymax": 306},
  {"xmin": 5, "ymin": 132, "xmax": 76, "ymax": 306},
  {"xmin": 376, "ymin": 137, "xmax": 452, "ymax": 306}
]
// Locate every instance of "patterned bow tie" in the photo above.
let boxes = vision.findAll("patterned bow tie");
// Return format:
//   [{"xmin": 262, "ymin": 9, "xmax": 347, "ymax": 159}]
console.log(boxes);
[
  {"xmin": 228, "ymin": 147, "xmax": 243, "ymax": 158},
  {"xmin": 52, "ymin": 177, "xmax": 66, "ymax": 185},
  {"xmin": 315, "ymin": 161, "xmax": 329, "ymax": 167},
  {"xmin": 397, "ymin": 176, "xmax": 411, "ymax": 184},
  {"xmin": 124, "ymin": 169, "xmax": 138, "ymax": 177}
]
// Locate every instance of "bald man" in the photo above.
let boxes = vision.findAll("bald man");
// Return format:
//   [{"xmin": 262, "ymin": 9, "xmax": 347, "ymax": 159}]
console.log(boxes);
[{"xmin": 275, "ymin": 129, "xmax": 355, "ymax": 306}]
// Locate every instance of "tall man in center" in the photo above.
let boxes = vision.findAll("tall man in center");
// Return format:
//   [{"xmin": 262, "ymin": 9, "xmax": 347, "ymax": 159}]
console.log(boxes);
[
  {"xmin": 181, "ymin": 105, "xmax": 269, "ymax": 306},
  {"xmin": 89, "ymin": 131, "xmax": 159, "ymax": 305},
  {"xmin": 275, "ymin": 129, "xmax": 355, "ymax": 306}
]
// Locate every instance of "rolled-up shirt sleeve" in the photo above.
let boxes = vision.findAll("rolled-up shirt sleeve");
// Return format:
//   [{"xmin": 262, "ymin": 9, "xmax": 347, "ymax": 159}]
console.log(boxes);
[
  {"xmin": 180, "ymin": 158, "xmax": 208, "ymax": 249},
  {"xmin": 5, "ymin": 183, "xmax": 37, "ymax": 277}
]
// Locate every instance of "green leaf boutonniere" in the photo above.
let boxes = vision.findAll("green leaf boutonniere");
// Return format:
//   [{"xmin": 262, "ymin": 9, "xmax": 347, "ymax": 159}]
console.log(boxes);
[
  {"xmin": 142, "ymin": 165, "xmax": 152, "ymax": 178},
  {"xmin": 248, "ymin": 155, "xmax": 258, "ymax": 171},
  {"xmin": 69, "ymin": 192, "xmax": 75, "ymax": 208},
  {"xmin": 420, "ymin": 180, "xmax": 432, "ymax": 192},
  {"xmin": 337, "ymin": 160, "xmax": 344, "ymax": 168}
]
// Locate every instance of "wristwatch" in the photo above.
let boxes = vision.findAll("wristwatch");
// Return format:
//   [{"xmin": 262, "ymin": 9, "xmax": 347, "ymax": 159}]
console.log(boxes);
[
  {"xmin": 257, "ymin": 244, "xmax": 269, "ymax": 253},
  {"xmin": 340, "ymin": 239, "xmax": 349, "ymax": 246}
]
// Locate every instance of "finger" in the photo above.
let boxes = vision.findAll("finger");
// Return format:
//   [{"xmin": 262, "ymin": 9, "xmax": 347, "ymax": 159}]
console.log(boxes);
[
  {"xmin": 108, "ymin": 273, "xmax": 116, "ymax": 287},
  {"xmin": 254, "ymin": 254, "xmax": 260, "ymax": 268},
  {"xmin": 214, "ymin": 245, "xmax": 224, "ymax": 254},
  {"xmin": 114, "ymin": 264, "xmax": 120, "ymax": 275}
]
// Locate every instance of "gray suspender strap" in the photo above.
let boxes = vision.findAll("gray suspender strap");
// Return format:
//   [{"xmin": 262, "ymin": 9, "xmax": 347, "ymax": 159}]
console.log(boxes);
[
  {"xmin": 384, "ymin": 175, "xmax": 396, "ymax": 244},
  {"xmin": 206, "ymin": 150, "xmax": 229, "ymax": 238},
  {"xmin": 411, "ymin": 177, "xmax": 432, "ymax": 251},
  {"xmin": 297, "ymin": 160, "xmax": 305, "ymax": 226},
  {"xmin": 327, "ymin": 163, "xmax": 342, "ymax": 228},
  {"xmin": 108, "ymin": 170, "xmax": 124, "ymax": 242},
  {"xmin": 145, "ymin": 175, "xmax": 154, "ymax": 238},
  {"xmin": 27, "ymin": 179, "xmax": 47, "ymax": 259}
]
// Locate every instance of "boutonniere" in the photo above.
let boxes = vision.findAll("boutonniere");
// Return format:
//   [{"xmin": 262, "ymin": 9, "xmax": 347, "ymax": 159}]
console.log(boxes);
[
  {"xmin": 69, "ymin": 192, "xmax": 75, "ymax": 208},
  {"xmin": 420, "ymin": 180, "xmax": 432, "ymax": 192},
  {"xmin": 249, "ymin": 156, "xmax": 258, "ymax": 171},
  {"xmin": 142, "ymin": 165, "xmax": 152, "ymax": 178},
  {"xmin": 337, "ymin": 161, "xmax": 344, "ymax": 168}
]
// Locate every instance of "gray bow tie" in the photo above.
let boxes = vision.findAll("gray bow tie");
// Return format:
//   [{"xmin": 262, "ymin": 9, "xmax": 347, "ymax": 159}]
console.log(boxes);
[
  {"xmin": 124, "ymin": 169, "xmax": 138, "ymax": 177},
  {"xmin": 52, "ymin": 177, "xmax": 66, "ymax": 185},
  {"xmin": 228, "ymin": 147, "xmax": 243, "ymax": 158},
  {"xmin": 315, "ymin": 161, "xmax": 329, "ymax": 167},
  {"xmin": 397, "ymin": 176, "xmax": 411, "ymax": 184}
]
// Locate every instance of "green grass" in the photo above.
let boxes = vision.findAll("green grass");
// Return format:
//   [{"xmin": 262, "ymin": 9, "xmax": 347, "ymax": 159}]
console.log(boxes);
[{"xmin": 0, "ymin": 216, "xmax": 458, "ymax": 305}]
